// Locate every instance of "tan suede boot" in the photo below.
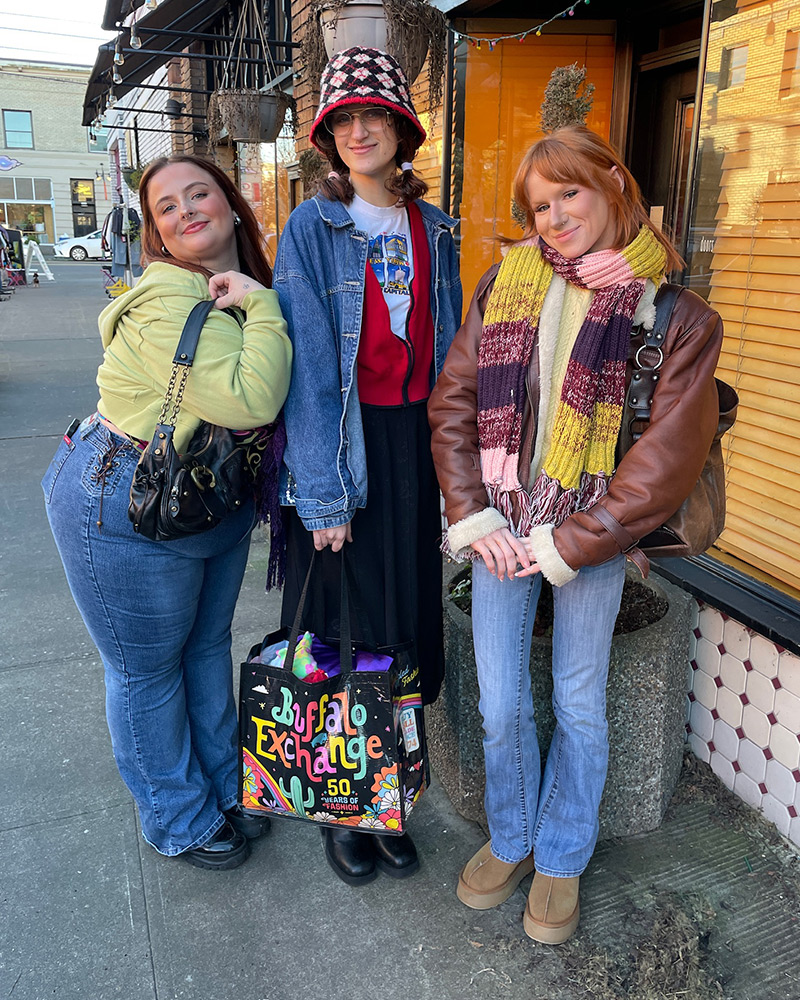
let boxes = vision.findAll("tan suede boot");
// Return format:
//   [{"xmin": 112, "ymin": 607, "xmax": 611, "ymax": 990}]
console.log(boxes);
[
  {"xmin": 457, "ymin": 841, "xmax": 535, "ymax": 910},
  {"xmin": 523, "ymin": 872, "xmax": 580, "ymax": 944}
]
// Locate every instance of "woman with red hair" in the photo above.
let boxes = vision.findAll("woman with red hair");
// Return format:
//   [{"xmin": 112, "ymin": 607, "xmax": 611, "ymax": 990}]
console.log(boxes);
[{"xmin": 429, "ymin": 126, "xmax": 723, "ymax": 943}]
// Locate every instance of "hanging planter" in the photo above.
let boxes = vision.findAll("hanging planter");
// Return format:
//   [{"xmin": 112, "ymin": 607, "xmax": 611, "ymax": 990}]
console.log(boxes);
[
  {"xmin": 207, "ymin": 0, "xmax": 293, "ymax": 146},
  {"xmin": 320, "ymin": 0, "xmax": 429, "ymax": 85},
  {"xmin": 208, "ymin": 89, "xmax": 291, "ymax": 145},
  {"xmin": 122, "ymin": 166, "xmax": 145, "ymax": 191},
  {"xmin": 304, "ymin": 0, "xmax": 447, "ymax": 116}
]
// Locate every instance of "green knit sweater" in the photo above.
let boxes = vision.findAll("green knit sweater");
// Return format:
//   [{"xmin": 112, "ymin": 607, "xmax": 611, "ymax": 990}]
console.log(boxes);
[{"xmin": 96, "ymin": 262, "xmax": 291, "ymax": 451}]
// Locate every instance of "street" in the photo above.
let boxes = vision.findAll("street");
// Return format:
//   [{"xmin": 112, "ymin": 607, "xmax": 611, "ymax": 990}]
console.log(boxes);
[{"xmin": 0, "ymin": 262, "xmax": 797, "ymax": 1000}]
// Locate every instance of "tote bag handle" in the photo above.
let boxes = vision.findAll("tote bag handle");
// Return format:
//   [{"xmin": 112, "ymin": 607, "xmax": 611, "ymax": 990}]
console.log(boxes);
[{"xmin": 285, "ymin": 550, "xmax": 373, "ymax": 676}]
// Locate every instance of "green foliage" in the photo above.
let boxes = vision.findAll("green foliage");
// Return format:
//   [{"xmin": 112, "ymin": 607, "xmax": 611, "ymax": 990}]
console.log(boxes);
[
  {"xmin": 122, "ymin": 166, "xmax": 145, "ymax": 191},
  {"xmin": 540, "ymin": 62, "xmax": 595, "ymax": 133}
]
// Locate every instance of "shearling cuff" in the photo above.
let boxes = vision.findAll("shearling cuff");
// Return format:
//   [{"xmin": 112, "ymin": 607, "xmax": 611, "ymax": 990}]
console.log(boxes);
[
  {"xmin": 447, "ymin": 507, "xmax": 509, "ymax": 559},
  {"xmin": 633, "ymin": 280, "xmax": 658, "ymax": 330},
  {"xmin": 526, "ymin": 524, "xmax": 579, "ymax": 587}
]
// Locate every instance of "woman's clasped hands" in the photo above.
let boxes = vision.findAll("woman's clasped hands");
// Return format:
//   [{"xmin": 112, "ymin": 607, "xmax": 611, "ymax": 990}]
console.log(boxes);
[{"xmin": 470, "ymin": 527, "xmax": 542, "ymax": 580}]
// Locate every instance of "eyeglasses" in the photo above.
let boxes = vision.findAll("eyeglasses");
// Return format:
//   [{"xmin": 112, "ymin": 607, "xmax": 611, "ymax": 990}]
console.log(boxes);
[{"xmin": 324, "ymin": 107, "xmax": 393, "ymax": 137}]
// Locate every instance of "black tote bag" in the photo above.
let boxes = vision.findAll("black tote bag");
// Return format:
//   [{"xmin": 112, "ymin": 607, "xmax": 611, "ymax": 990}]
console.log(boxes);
[{"xmin": 238, "ymin": 555, "xmax": 428, "ymax": 835}]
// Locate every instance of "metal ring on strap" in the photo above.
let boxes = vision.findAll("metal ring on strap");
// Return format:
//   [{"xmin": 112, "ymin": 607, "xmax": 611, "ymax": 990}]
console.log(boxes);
[{"xmin": 635, "ymin": 343, "xmax": 664, "ymax": 369}]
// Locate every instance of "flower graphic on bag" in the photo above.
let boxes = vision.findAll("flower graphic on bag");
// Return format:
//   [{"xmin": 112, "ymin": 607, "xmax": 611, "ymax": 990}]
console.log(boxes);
[{"xmin": 370, "ymin": 765, "xmax": 402, "ymax": 827}]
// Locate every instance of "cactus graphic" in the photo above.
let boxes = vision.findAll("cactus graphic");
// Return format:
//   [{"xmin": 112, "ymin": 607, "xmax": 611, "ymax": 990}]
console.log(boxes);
[{"xmin": 279, "ymin": 775, "xmax": 314, "ymax": 815}]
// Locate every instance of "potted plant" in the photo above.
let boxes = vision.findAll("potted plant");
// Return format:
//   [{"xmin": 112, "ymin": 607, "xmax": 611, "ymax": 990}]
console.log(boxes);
[
  {"xmin": 303, "ymin": 0, "xmax": 447, "ymax": 115},
  {"xmin": 207, "ymin": 0, "xmax": 293, "ymax": 146},
  {"xmin": 122, "ymin": 165, "xmax": 145, "ymax": 191},
  {"xmin": 208, "ymin": 89, "xmax": 292, "ymax": 145},
  {"xmin": 297, "ymin": 148, "xmax": 328, "ymax": 198}
]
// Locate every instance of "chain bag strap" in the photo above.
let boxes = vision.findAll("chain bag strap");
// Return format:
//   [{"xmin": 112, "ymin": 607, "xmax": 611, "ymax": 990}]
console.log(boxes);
[{"xmin": 128, "ymin": 300, "xmax": 260, "ymax": 541}]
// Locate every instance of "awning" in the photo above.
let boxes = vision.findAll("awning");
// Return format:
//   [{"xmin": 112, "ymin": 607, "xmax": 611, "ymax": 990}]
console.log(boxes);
[{"xmin": 82, "ymin": 0, "xmax": 230, "ymax": 125}]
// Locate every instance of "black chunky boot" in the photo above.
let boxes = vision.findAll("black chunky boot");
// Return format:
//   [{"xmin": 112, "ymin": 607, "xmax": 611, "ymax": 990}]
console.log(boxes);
[
  {"xmin": 321, "ymin": 827, "xmax": 377, "ymax": 886},
  {"xmin": 372, "ymin": 831, "xmax": 420, "ymax": 878}
]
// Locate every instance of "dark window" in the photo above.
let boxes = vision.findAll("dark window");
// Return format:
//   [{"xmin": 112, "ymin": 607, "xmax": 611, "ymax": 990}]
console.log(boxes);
[
  {"xmin": 781, "ymin": 31, "xmax": 800, "ymax": 96},
  {"xmin": 719, "ymin": 45, "xmax": 748, "ymax": 89},
  {"xmin": 2, "ymin": 109, "xmax": 34, "ymax": 148}
]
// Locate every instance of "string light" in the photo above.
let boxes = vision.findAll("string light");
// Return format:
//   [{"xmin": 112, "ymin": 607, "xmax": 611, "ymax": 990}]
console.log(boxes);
[
  {"xmin": 107, "ymin": 88, "xmax": 118, "ymax": 107},
  {"xmin": 450, "ymin": 0, "xmax": 590, "ymax": 48},
  {"xmin": 113, "ymin": 67, "xmax": 122, "ymax": 84},
  {"xmin": 130, "ymin": 23, "xmax": 142, "ymax": 50},
  {"xmin": 114, "ymin": 38, "xmax": 124, "ymax": 66}
]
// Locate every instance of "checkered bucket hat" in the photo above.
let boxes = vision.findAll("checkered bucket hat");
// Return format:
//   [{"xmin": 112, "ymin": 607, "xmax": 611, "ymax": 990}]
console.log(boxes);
[{"xmin": 309, "ymin": 46, "xmax": 426, "ymax": 150}]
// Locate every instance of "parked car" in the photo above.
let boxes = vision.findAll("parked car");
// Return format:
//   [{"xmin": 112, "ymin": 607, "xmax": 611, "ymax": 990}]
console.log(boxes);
[{"xmin": 53, "ymin": 230, "xmax": 108, "ymax": 261}]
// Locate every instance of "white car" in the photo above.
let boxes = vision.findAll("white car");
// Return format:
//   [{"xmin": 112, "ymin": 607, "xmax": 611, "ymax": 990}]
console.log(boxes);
[{"xmin": 53, "ymin": 230, "xmax": 108, "ymax": 261}]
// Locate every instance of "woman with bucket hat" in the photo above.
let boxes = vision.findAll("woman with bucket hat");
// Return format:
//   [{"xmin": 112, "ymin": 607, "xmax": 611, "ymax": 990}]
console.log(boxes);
[{"xmin": 273, "ymin": 47, "xmax": 462, "ymax": 885}]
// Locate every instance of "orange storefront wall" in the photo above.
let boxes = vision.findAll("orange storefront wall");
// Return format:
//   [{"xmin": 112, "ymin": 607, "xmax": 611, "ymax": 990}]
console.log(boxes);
[{"xmin": 458, "ymin": 31, "xmax": 616, "ymax": 304}]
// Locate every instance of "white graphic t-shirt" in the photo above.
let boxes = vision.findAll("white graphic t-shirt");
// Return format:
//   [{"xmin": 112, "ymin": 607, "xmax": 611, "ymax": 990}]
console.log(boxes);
[{"xmin": 348, "ymin": 194, "xmax": 414, "ymax": 340}]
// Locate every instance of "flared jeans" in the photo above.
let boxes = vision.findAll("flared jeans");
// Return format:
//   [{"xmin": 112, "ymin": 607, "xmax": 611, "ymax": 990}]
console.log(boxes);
[
  {"xmin": 42, "ymin": 415, "xmax": 254, "ymax": 855},
  {"xmin": 471, "ymin": 553, "xmax": 626, "ymax": 877}
]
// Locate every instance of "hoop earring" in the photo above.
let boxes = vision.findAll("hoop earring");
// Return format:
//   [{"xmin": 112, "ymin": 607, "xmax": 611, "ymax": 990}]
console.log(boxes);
[{"xmin": 161, "ymin": 245, "xmax": 170, "ymax": 256}]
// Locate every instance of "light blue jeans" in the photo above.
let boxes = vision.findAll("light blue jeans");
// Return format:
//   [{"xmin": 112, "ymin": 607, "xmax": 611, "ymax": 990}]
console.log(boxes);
[
  {"xmin": 471, "ymin": 553, "xmax": 626, "ymax": 877},
  {"xmin": 42, "ymin": 415, "xmax": 255, "ymax": 855}
]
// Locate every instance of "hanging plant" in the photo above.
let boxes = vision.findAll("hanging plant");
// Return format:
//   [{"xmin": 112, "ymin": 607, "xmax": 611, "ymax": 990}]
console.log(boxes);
[
  {"xmin": 208, "ymin": 89, "xmax": 293, "ymax": 145},
  {"xmin": 301, "ymin": 0, "xmax": 448, "ymax": 120},
  {"xmin": 122, "ymin": 166, "xmax": 145, "ymax": 191},
  {"xmin": 539, "ymin": 63, "xmax": 595, "ymax": 134},
  {"xmin": 207, "ymin": 0, "xmax": 294, "ymax": 145}
]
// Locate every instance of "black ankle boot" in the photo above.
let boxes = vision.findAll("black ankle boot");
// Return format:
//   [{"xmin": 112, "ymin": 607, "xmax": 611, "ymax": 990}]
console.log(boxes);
[
  {"xmin": 225, "ymin": 804, "xmax": 271, "ymax": 840},
  {"xmin": 372, "ymin": 832, "xmax": 420, "ymax": 878},
  {"xmin": 183, "ymin": 821, "xmax": 250, "ymax": 871},
  {"xmin": 321, "ymin": 827, "xmax": 377, "ymax": 886}
]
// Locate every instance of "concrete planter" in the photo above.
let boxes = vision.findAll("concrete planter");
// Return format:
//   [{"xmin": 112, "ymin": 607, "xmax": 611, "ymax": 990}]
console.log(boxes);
[{"xmin": 426, "ymin": 560, "xmax": 694, "ymax": 839}]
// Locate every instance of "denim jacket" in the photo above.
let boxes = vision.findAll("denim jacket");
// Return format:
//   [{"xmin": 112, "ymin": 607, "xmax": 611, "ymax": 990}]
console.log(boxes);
[{"xmin": 274, "ymin": 194, "xmax": 462, "ymax": 531}]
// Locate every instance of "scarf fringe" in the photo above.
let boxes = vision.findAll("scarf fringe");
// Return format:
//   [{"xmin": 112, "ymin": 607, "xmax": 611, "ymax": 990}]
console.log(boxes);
[
  {"xmin": 253, "ymin": 418, "xmax": 287, "ymax": 592},
  {"xmin": 485, "ymin": 469, "xmax": 611, "ymax": 538}
]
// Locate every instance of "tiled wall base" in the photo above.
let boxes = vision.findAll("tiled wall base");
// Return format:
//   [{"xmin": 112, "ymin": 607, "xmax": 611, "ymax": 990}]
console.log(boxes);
[{"xmin": 686, "ymin": 601, "xmax": 800, "ymax": 849}]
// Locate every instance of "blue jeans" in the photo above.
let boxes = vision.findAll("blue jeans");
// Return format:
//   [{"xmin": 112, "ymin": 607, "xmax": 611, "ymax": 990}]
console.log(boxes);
[
  {"xmin": 471, "ymin": 553, "xmax": 626, "ymax": 877},
  {"xmin": 42, "ymin": 415, "xmax": 255, "ymax": 855}
]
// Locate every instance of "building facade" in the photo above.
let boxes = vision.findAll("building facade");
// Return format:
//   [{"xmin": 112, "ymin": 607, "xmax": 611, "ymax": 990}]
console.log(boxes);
[{"xmin": 0, "ymin": 60, "xmax": 113, "ymax": 243}]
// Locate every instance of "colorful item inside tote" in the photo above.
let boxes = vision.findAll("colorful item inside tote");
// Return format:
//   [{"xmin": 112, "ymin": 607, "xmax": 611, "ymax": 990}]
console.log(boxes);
[
  {"xmin": 249, "ymin": 632, "xmax": 393, "ymax": 681},
  {"xmin": 239, "ymin": 634, "xmax": 427, "ymax": 833}
]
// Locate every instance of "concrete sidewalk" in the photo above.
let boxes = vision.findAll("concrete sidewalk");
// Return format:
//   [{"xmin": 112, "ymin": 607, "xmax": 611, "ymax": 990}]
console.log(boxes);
[{"xmin": 1, "ymin": 263, "xmax": 798, "ymax": 1000}]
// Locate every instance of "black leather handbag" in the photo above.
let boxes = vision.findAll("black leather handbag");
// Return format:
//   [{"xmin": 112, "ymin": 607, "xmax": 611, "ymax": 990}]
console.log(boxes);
[{"xmin": 129, "ymin": 299, "xmax": 269, "ymax": 541}]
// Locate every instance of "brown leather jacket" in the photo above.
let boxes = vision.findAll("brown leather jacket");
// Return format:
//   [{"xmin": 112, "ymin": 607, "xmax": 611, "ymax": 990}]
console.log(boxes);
[{"xmin": 428, "ymin": 264, "xmax": 724, "ymax": 575}]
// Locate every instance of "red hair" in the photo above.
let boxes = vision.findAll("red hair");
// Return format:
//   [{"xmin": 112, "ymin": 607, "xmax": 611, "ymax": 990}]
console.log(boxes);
[
  {"xmin": 512, "ymin": 126, "xmax": 684, "ymax": 272},
  {"xmin": 138, "ymin": 154, "xmax": 273, "ymax": 287}
]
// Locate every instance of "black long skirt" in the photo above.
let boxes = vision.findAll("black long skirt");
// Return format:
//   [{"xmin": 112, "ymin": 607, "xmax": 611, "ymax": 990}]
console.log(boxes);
[{"xmin": 280, "ymin": 400, "xmax": 444, "ymax": 705}]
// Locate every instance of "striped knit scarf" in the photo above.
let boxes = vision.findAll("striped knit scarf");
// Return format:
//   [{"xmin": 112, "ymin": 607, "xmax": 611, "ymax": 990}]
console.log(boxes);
[{"xmin": 477, "ymin": 225, "xmax": 666, "ymax": 534}]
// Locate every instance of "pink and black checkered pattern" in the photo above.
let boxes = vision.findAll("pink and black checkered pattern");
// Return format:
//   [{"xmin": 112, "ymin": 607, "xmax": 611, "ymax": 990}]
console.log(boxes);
[{"xmin": 309, "ymin": 46, "xmax": 426, "ymax": 150}]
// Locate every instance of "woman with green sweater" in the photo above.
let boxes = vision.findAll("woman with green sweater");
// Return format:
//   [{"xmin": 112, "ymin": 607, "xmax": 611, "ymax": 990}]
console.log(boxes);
[{"xmin": 42, "ymin": 155, "xmax": 291, "ymax": 870}]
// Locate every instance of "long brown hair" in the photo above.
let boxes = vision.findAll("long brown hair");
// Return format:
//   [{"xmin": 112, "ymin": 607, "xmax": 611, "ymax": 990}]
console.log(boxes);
[
  {"xmin": 138, "ymin": 154, "xmax": 273, "ymax": 287},
  {"xmin": 512, "ymin": 126, "xmax": 684, "ymax": 272},
  {"xmin": 313, "ymin": 114, "xmax": 428, "ymax": 206}
]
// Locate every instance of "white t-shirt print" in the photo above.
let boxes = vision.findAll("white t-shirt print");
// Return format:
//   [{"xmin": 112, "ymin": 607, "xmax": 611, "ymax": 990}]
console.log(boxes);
[{"xmin": 348, "ymin": 193, "xmax": 414, "ymax": 340}]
